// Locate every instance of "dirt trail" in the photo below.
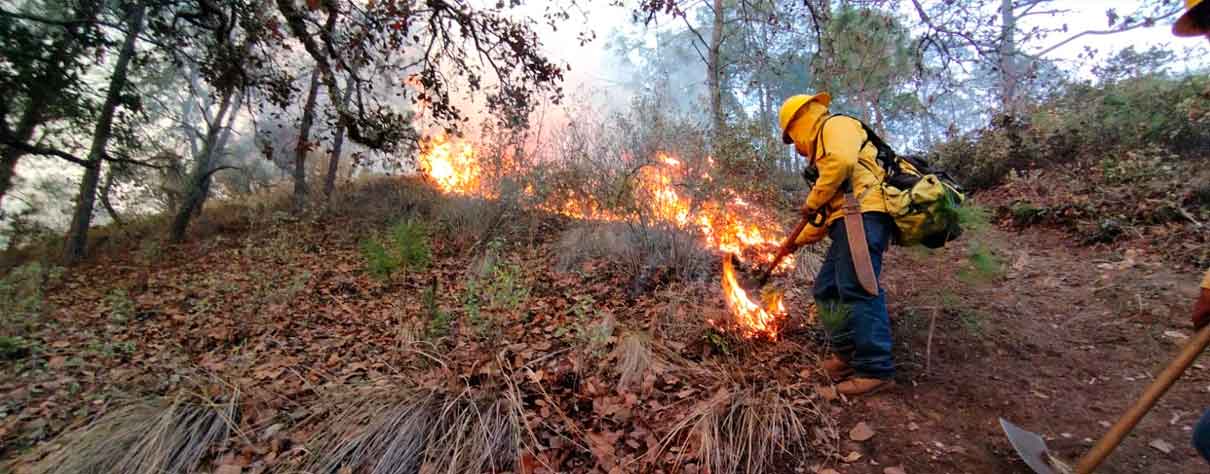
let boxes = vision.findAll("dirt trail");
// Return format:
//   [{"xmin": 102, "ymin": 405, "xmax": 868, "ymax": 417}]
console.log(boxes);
[{"xmin": 832, "ymin": 227, "xmax": 1209, "ymax": 473}]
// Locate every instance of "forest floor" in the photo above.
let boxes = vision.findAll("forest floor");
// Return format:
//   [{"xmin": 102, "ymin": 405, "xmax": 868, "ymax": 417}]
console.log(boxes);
[{"xmin": 1, "ymin": 177, "xmax": 1207, "ymax": 474}]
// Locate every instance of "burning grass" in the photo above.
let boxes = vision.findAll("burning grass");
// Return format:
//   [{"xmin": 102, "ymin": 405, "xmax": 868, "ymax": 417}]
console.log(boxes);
[{"xmin": 28, "ymin": 390, "xmax": 239, "ymax": 474}]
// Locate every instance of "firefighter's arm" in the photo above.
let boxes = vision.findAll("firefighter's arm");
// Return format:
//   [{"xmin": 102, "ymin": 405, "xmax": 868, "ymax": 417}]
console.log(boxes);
[{"xmin": 802, "ymin": 119, "xmax": 859, "ymax": 213}]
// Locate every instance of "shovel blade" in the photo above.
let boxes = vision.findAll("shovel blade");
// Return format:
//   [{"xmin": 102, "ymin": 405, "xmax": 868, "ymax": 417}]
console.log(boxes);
[{"xmin": 1000, "ymin": 418, "xmax": 1072, "ymax": 474}]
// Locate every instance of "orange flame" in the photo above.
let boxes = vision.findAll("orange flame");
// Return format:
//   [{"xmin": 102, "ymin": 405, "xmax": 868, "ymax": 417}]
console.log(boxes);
[
  {"xmin": 418, "ymin": 134, "xmax": 479, "ymax": 195},
  {"xmin": 415, "ymin": 137, "xmax": 791, "ymax": 338},
  {"xmin": 721, "ymin": 254, "xmax": 784, "ymax": 339}
]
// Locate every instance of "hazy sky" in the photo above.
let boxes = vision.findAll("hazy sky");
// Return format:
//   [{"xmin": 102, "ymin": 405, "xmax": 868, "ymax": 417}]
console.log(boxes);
[{"xmin": 533, "ymin": 0, "xmax": 1210, "ymax": 92}]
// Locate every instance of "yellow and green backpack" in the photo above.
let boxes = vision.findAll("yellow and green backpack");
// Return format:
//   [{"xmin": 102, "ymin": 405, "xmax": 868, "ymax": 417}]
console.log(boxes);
[{"xmin": 809, "ymin": 116, "xmax": 966, "ymax": 248}]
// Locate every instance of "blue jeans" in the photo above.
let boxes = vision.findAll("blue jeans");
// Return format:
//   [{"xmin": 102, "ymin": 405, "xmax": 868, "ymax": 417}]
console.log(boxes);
[
  {"xmin": 814, "ymin": 212, "xmax": 895, "ymax": 380},
  {"xmin": 1195, "ymin": 409, "xmax": 1210, "ymax": 462}
]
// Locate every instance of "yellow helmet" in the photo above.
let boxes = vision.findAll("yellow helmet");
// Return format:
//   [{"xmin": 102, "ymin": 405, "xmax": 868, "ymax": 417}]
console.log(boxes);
[
  {"xmin": 1174, "ymin": 0, "xmax": 1210, "ymax": 37},
  {"xmin": 778, "ymin": 92, "xmax": 831, "ymax": 144}
]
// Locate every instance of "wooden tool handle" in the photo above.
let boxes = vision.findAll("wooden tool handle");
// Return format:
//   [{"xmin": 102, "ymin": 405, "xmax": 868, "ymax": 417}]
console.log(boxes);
[
  {"xmin": 1075, "ymin": 324, "xmax": 1210, "ymax": 473},
  {"xmin": 759, "ymin": 217, "xmax": 811, "ymax": 285}
]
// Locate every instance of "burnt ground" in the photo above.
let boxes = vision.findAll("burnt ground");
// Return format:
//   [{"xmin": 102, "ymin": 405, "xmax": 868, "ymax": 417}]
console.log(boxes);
[
  {"xmin": 0, "ymin": 180, "xmax": 1207, "ymax": 474},
  {"xmin": 841, "ymin": 227, "xmax": 1210, "ymax": 474}
]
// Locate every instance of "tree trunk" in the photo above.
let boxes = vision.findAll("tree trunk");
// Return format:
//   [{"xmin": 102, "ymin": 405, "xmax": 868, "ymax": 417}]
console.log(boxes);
[
  {"xmin": 0, "ymin": 148, "xmax": 21, "ymax": 207},
  {"xmin": 998, "ymin": 0, "xmax": 1021, "ymax": 116},
  {"xmin": 63, "ymin": 3, "xmax": 145, "ymax": 264},
  {"xmin": 191, "ymin": 90, "xmax": 242, "ymax": 217},
  {"xmin": 293, "ymin": 69, "xmax": 321, "ymax": 213},
  {"xmin": 707, "ymin": 0, "xmax": 725, "ymax": 135},
  {"xmin": 324, "ymin": 82, "xmax": 355, "ymax": 199},
  {"xmin": 99, "ymin": 167, "xmax": 124, "ymax": 226},
  {"xmin": 169, "ymin": 86, "xmax": 236, "ymax": 242}
]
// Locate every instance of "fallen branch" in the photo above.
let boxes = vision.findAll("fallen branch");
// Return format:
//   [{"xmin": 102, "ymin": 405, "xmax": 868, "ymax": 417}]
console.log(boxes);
[{"xmin": 1176, "ymin": 204, "xmax": 1204, "ymax": 229}]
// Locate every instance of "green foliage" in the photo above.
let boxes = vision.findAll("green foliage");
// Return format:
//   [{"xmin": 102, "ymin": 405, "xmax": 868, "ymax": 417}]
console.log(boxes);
[
  {"xmin": 817, "ymin": 301, "xmax": 852, "ymax": 335},
  {"xmin": 561, "ymin": 295, "xmax": 612, "ymax": 356},
  {"xmin": 104, "ymin": 289, "xmax": 135, "ymax": 323},
  {"xmin": 360, "ymin": 218, "xmax": 432, "ymax": 278},
  {"xmin": 959, "ymin": 242, "xmax": 1003, "ymax": 283},
  {"xmin": 424, "ymin": 280, "xmax": 450, "ymax": 339},
  {"xmin": 816, "ymin": 7, "xmax": 917, "ymax": 120},
  {"xmin": 0, "ymin": 336, "xmax": 33, "ymax": 360},
  {"xmin": 705, "ymin": 328, "xmax": 731, "ymax": 356},
  {"xmin": 1, "ymin": 262, "xmax": 60, "ymax": 335},
  {"xmin": 461, "ymin": 247, "xmax": 532, "ymax": 331},
  {"xmin": 1008, "ymin": 201, "xmax": 1047, "ymax": 226},
  {"xmin": 932, "ymin": 71, "xmax": 1210, "ymax": 189}
]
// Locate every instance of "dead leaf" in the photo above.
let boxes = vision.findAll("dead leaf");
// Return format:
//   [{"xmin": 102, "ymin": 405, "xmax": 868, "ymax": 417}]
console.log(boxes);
[
  {"xmin": 841, "ymin": 451, "xmax": 862, "ymax": 463},
  {"xmin": 884, "ymin": 467, "xmax": 907, "ymax": 474},
  {"xmin": 215, "ymin": 465, "xmax": 242, "ymax": 474},
  {"xmin": 849, "ymin": 422, "xmax": 876, "ymax": 442},
  {"xmin": 587, "ymin": 431, "xmax": 621, "ymax": 469},
  {"xmin": 1149, "ymin": 439, "xmax": 1174, "ymax": 454}
]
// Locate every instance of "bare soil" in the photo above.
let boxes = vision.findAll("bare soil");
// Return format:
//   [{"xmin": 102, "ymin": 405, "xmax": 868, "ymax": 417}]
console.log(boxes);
[{"xmin": 839, "ymin": 227, "xmax": 1210, "ymax": 474}]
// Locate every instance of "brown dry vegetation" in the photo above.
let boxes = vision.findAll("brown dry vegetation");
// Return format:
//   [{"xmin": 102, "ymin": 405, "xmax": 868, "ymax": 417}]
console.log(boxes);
[{"xmin": 0, "ymin": 177, "xmax": 847, "ymax": 474}]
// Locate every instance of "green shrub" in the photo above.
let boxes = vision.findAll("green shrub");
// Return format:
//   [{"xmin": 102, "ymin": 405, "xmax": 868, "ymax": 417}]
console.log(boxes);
[
  {"xmin": 959, "ymin": 242, "xmax": 1004, "ymax": 282},
  {"xmin": 1, "ymin": 262, "xmax": 60, "ymax": 335},
  {"xmin": 460, "ymin": 249, "xmax": 531, "ymax": 338},
  {"xmin": 931, "ymin": 72, "xmax": 1210, "ymax": 190},
  {"xmin": 424, "ymin": 280, "xmax": 451, "ymax": 339},
  {"xmin": 0, "ymin": 335, "xmax": 32, "ymax": 360},
  {"xmin": 360, "ymin": 218, "xmax": 432, "ymax": 278}
]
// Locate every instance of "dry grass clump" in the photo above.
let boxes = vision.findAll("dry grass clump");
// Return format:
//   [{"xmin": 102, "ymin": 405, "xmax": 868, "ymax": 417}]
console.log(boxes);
[
  {"xmin": 612, "ymin": 331, "xmax": 700, "ymax": 392},
  {"xmin": 30, "ymin": 391, "xmax": 239, "ymax": 474},
  {"xmin": 301, "ymin": 388, "xmax": 519, "ymax": 474},
  {"xmin": 652, "ymin": 383, "xmax": 835, "ymax": 474},
  {"xmin": 555, "ymin": 222, "xmax": 714, "ymax": 284}
]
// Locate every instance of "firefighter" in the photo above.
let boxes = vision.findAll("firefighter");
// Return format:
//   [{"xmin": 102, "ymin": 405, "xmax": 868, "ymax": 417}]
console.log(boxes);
[{"xmin": 778, "ymin": 92, "xmax": 895, "ymax": 396}]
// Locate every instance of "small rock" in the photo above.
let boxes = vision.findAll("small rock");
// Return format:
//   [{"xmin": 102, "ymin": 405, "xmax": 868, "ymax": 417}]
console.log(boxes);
[
  {"xmin": 907, "ymin": 422, "xmax": 919, "ymax": 432},
  {"xmin": 850, "ymin": 422, "xmax": 876, "ymax": 442},
  {"xmin": 817, "ymin": 469, "xmax": 841, "ymax": 474},
  {"xmin": 1164, "ymin": 330, "xmax": 1189, "ymax": 341},
  {"xmin": 1149, "ymin": 439, "xmax": 1174, "ymax": 454},
  {"xmin": 1099, "ymin": 420, "xmax": 1111, "ymax": 428},
  {"xmin": 261, "ymin": 423, "xmax": 285, "ymax": 440},
  {"xmin": 884, "ymin": 467, "xmax": 907, "ymax": 474},
  {"xmin": 215, "ymin": 466, "xmax": 242, "ymax": 474}
]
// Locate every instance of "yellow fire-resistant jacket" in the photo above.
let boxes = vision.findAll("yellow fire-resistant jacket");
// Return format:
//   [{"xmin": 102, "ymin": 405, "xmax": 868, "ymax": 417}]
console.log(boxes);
[{"xmin": 788, "ymin": 105, "xmax": 890, "ymax": 245}]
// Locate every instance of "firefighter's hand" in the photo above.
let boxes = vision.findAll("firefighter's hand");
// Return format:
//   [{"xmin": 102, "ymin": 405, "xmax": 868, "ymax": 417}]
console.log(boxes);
[
  {"xmin": 1194, "ymin": 288, "xmax": 1210, "ymax": 330},
  {"xmin": 799, "ymin": 204, "xmax": 817, "ymax": 220}
]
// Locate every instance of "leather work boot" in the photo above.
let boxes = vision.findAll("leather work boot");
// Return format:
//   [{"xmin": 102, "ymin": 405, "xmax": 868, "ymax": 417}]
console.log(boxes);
[
  {"xmin": 836, "ymin": 377, "xmax": 895, "ymax": 396},
  {"xmin": 822, "ymin": 356, "xmax": 854, "ymax": 382}
]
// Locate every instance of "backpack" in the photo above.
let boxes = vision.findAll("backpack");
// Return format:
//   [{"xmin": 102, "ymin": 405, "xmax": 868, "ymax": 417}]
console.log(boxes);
[{"xmin": 808, "ymin": 115, "xmax": 966, "ymax": 249}]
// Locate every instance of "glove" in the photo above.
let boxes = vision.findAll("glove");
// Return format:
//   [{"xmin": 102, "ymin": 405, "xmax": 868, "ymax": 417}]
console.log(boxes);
[
  {"xmin": 1194, "ymin": 288, "xmax": 1210, "ymax": 330},
  {"xmin": 793, "ymin": 222, "xmax": 827, "ymax": 246}
]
